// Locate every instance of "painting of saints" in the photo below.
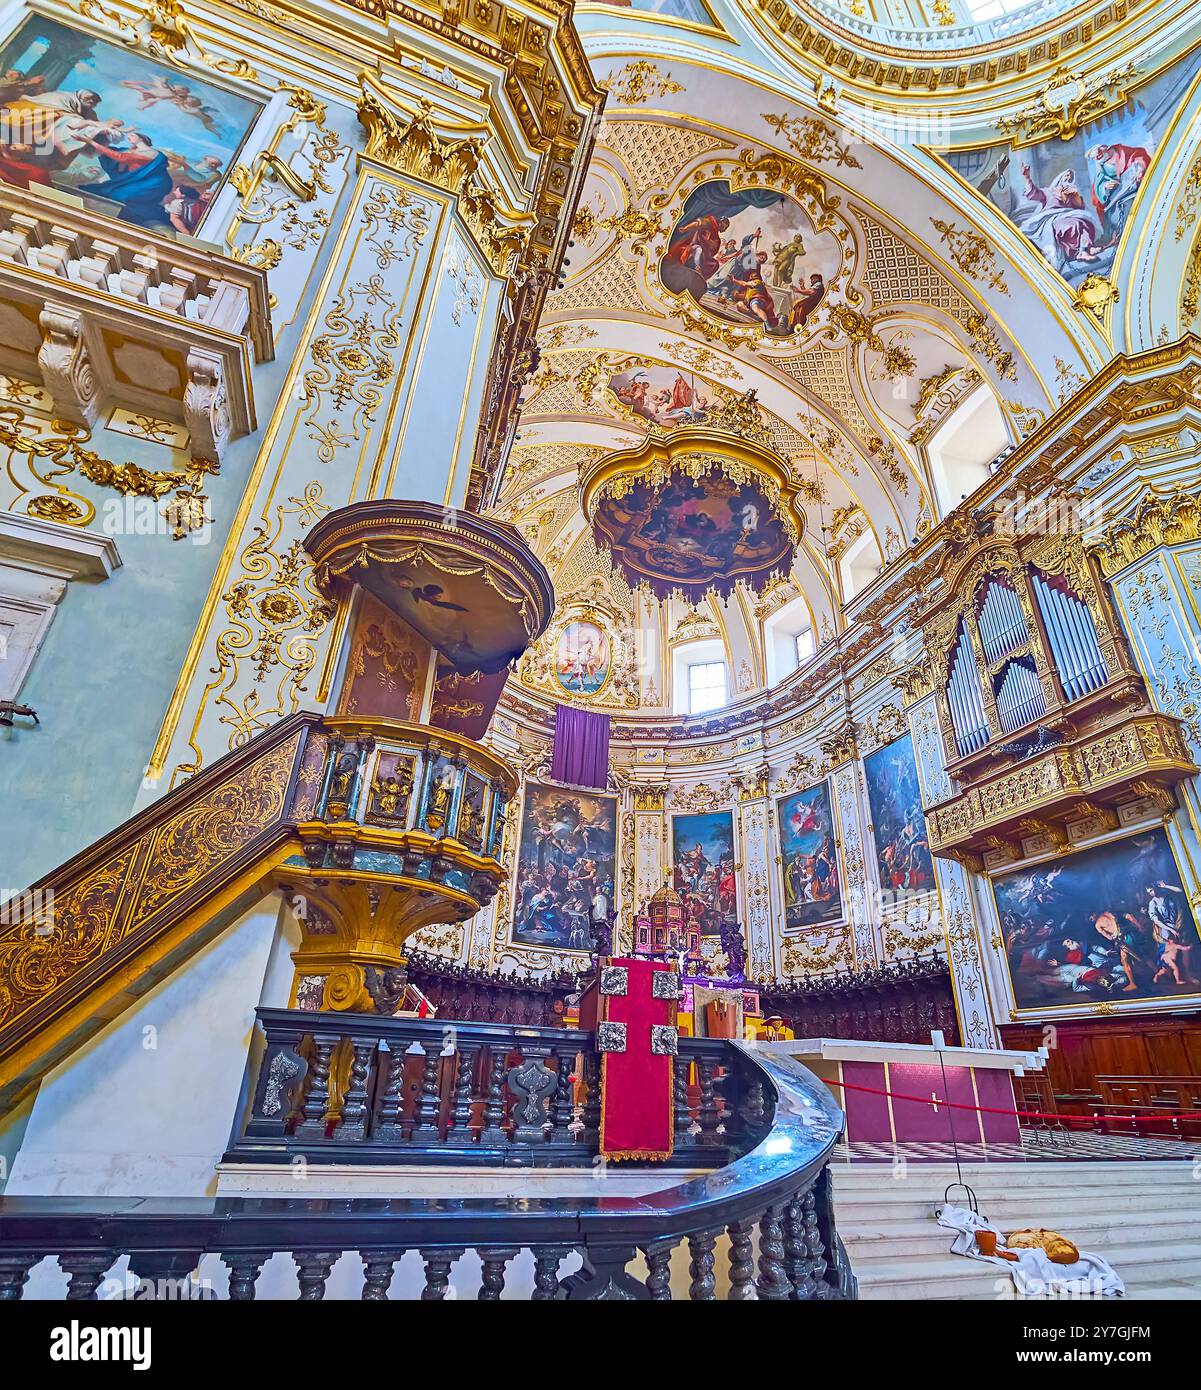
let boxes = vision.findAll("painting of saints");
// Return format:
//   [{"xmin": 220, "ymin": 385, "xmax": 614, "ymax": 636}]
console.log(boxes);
[
  {"xmin": 554, "ymin": 619, "xmax": 611, "ymax": 697},
  {"xmin": 660, "ymin": 179, "xmax": 839, "ymax": 337},
  {"xmin": 862, "ymin": 734, "xmax": 933, "ymax": 897},
  {"xmin": 609, "ymin": 364, "xmax": 712, "ymax": 427},
  {"xmin": 0, "ymin": 15, "xmax": 260, "ymax": 234},
  {"xmin": 588, "ymin": 0, "xmax": 714, "ymax": 20},
  {"xmin": 942, "ymin": 55, "xmax": 1196, "ymax": 288},
  {"xmin": 995, "ymin": 830, "xmax": 1200, "ymax": 1011},
  {"xmin": 671, "ymin": 811, "xmax": 740, "ymax": 976},
  {"xmin": 777, "ymin": 782, "xmax": 843, "ymax": 928},
  {"xmin": 512, "ymin": 784, "xmax": 617, "ymax": 951}
]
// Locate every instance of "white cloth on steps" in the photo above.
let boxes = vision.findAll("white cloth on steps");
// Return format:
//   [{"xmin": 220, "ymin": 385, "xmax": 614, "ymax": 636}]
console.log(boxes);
[{"xmin": 935, "ymin": 1203, "xmax": 1125, "ymax": 1298}]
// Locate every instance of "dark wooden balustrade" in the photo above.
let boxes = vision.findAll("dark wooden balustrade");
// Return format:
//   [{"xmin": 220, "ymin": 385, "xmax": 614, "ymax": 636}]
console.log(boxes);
[
  {"xmin": 761, "ymin": 954, "xmax": 959, "ymax": 1046},
  {"xmin": 228, "ymin": 1008, "xmax": 768, "ymax": 1169},
  {"xmin": 0, "ymin": 1047, "xmax": 855, "ymax": 1301}
]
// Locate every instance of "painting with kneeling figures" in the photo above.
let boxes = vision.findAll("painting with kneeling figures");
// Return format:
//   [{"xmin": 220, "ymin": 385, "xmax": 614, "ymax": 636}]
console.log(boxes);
[
  {"xmin": 511, "ymin": 782, "xmax": 617, "ymax": 951},
  {"xmin": 0, "ymin": 14, "xmax": 261, "ymax": 235},
  {"xmin": 994, "ymin": 829, "xmax": 1201, "ymax": 1011}
]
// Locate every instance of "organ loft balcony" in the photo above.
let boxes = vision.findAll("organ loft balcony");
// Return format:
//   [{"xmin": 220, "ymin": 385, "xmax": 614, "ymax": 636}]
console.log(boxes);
[
  {"xmin": 914, "ymin": 529, "xmax": 1198, "ymax": 871},
  {"xmin": 0, "ymin": 183, "xmax": 272, "ymax": 459}
]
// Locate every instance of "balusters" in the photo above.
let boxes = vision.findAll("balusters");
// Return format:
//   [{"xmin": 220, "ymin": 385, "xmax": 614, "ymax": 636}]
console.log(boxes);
[
  {"xmin": 531, "ymin": 1246, "xmax": 569, "ymax": 1300},
  {"xmin": 477, "ymin": 1247, "xmax": 517, "ymax": 1300},
  {"xmin": 641, "ymin": 1240, "xmax": 677, "ymax": 1301},
  {"xmin": 739, "ymin": 1079, "xmax": 766, "ymax": 1134},
  {"xmin": 480, "ymin": 1047, "xmax": 508, "ymax": 1144},
  {"xmin": 59, "ymin": 1253, "xmax": 114, "ymax": 1300},
  {"xmin": 783, "ymin": 1196, "xmax": 814, "ymax": 1299},
  {"xmin": 419, "ymin": 1248, "xmax": 464, "ymax": 1300},
  {"xmin": 687, "ymin": 1231, "xmax": 718, "ymax": 1301},
  {"xmin": 414, "ymin": 1044, "xmax": 442, "ymax": 1139},
  {"xmin": 727, "ymin": 1221, "xmax": 757, "ymax": 1301},
  {"xmin": 374, "ymin": 1043, "xmax": 408, "ymax": 1143},
  {"xmin": 582, "ymin": 1051, "xmax": 602, "ymax": 1145},
  {"xmin": 221, "ymin": 1252, "xmax": 269, "ymax": 1301},
  {"xmin": 338, "ymin": 1039, "xmax": 377, "ymax": 1141},
  {"xmin": 0, "ymin": 1255, "xmax": 37, "ymax": 1301},
  {"xmin": 550, "ymin": 1046, "xmax": 576, "ymax": 1142},
  {"xmin": 674, "ymin": 1056, "xmax": 696, "ymax": 1142},
  {"xmin": 756, "ymin": 1205, "xmax": 793, "ymax": 1300},
  {"xmin": 447, "ymin": 1042, "xmax": 480, "ymax": 1144},
  {"xmin": 697, "ymin": 1058, "xmax": 720, "ymax": 1143},
  {"xmin": 295, "ymin": 1032, "xmax": 340, "ymax": 1140},
  {"xmin": 799, "ymin": 1185, "xmax": 829, "ymax": 1296},
  {"xmin": 294, "ymin": 1250, "xmax": 340, "ymax": 1300},
  {"xmin": 360, "ymin": 1250, "xmax": 402, "ymax": 1301}
]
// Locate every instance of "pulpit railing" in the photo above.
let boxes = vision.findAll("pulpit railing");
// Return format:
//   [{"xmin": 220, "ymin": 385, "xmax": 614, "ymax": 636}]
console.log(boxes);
[
  {"xmin": 226, "ymin": 1008, "xmax": 767, "ymax": 1169},
  {"xmin": 0, "ymin": 1047, "xmax": 854, "ymax": 1300}
]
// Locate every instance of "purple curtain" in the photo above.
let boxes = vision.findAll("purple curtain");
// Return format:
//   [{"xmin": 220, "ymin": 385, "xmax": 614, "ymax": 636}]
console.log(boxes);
[{"xmin": 550, "ymin": 703, "xmax": 610, "ymax": 790}]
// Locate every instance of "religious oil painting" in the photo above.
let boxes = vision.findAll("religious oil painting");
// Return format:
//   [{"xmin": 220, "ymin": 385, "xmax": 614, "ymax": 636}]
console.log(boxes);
[
  {"xmin": 608, "ymin": 363, "xmax": 715, "ymax": 428},
  {"xmin": 659, "ymin": 179, "xmax": 839, "ymax": 337},
  {"xmin": 995, "ymin": 829, "xmax": 1200, "ymax": 1011},
  {"xmin": 590, "ymin": 467, "xmax": 795, "ymax": 602},
  {"xmin": 862, "ymin": 734, "xmax": 934, "ymax": 896},
  {"xmin": 586, "ymin": 0, "xmax": 714, "ymax": 23},
  {"xmin": 512, "ymin": 782, "xmax": 617, "ymax": 951},
  {"xmin": 553, "ymin": 618, "xmax": 611, "ymax": 697},
  {"xmin": 671, "ymin": 810, "xmax": 745, "ymax": 978},
  {"xmin": 777, "ymin": 782, "xmax": 843, "ymax": 929},
  {"xmin": 942, "ymin": 55, "xmax": 1197, "ymax": 288},
  {"xmin": 0, "ymin": 14, "xmax": 261, "ymax": 234}
]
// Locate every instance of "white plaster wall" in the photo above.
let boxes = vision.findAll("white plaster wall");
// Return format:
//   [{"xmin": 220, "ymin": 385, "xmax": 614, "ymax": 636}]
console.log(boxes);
[{"xmin": 8, "ymin": 896, "xmax": 286, "ymax": 1201}]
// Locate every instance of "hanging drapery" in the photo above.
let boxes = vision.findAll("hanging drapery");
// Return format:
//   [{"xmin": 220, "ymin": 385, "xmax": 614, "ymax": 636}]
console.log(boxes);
[{"xmin": 550, "ymin": 703, "xmax": 610, "ymax": 790}]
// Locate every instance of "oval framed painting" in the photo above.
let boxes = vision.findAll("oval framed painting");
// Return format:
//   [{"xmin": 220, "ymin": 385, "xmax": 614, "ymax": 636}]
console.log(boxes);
[
  {"xmin": 659, "ymin": 178, "xmax": 840, "ymax": 339},
  {"xmin": 553, "ymin": 619, "xmax": 611, "ymax": 697}
]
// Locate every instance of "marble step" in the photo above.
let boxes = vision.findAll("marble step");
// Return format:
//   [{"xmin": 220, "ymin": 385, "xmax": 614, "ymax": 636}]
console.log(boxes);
[
  {"xmin": 836, "ymin": 1195, "xmax": 1198, "ymax": 1226},
  {"xmin": 846, "ymin": 1219, "xmax": 1201, "ymax": 1262},
  {"xmin": 856, "ymin": 1247, "xmax": 1201, "ymax": 1300},
  {"xmin": 833, "ymin": 1160, "xmax": 1196, "ymax": 1187}
]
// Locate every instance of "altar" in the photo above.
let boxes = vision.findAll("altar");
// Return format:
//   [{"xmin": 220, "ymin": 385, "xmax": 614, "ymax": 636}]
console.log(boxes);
[{"xmin": 758, "ymin": 1037, "xmax": 1047, "ymax": 1145}]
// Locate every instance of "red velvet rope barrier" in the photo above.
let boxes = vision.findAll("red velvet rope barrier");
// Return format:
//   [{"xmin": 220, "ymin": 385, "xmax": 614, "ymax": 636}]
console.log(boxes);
[{"xmin": 820, "ymin": 1076, "xmax": 1201, "ymax": 1131}]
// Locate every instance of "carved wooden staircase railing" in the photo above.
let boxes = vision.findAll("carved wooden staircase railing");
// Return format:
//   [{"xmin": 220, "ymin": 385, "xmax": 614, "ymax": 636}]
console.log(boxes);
[
  {"xmin": 0, "ymin": 712, "xmax": 327, "ymax": 1109},
  {"xmin": 0, "ymin": 709, "xmax": 518, "ymax": 1109},
  {"xmin": 0, "ymin": 1043, "xmax": 856, "ymax": 1301}
]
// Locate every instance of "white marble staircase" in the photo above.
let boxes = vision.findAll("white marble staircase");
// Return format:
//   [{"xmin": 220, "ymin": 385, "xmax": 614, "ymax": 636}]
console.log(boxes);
[{"xmin": 833, "ymin": 1161, "xmax": 1201, "ymax": 1299}]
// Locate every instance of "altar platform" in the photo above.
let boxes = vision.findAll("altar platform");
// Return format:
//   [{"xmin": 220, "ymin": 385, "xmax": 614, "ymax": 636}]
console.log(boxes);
[{"xmin": 756, "ymin": 1037, "xmax": 1047, "ymax": 1146}]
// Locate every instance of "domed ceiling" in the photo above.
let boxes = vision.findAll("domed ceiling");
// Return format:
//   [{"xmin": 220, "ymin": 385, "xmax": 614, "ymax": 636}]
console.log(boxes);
[{"xmin": 486, "ymin": 0, "xmax": 1192, "ymax": 721}]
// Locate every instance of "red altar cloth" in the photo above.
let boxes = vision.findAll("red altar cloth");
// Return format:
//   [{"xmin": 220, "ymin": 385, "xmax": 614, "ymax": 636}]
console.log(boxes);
[{"xmin": 589, "ymin": 957, "xmax": 676, "ymax": 1161}]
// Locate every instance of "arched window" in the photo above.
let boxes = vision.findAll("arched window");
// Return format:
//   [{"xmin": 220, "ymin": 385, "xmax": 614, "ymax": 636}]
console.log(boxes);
[
  {"xmin": 926, "ymin": 385, "xmax": 1010, "ymax": 517},
  {"xmin": 688, "ymin": 660, "xmax": 727, "ymax": 715}
]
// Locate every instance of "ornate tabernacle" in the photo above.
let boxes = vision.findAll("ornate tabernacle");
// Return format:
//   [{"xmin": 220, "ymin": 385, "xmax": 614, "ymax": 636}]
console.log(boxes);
[
  {"xmin": 916, "ymin": 526, "xmax": 1198, "ymax": 867},
  {"xmin": 578, "ymin": 420, "xmax": 806, "ymax": 604}
]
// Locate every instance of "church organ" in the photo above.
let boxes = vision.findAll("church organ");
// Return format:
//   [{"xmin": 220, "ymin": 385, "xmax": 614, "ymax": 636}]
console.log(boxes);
[{"xmin": 917, "ymin": 528, "xmax": 1197, "ymax": 868}]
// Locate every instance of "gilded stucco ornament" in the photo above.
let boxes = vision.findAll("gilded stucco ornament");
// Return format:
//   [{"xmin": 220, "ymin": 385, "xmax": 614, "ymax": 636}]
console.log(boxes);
[
  {"xmin": 1073, "ymin": 273, "xmax": 1119, "ymax": 323},
  {"xmin": 72, "ymin": 0, "xmax": 258, "ymax": 80},
  {"xmin": 994, "ymin": 62, "xmax": 1141, "ymax": 145},
  {"xmin": 356, "ymin": 75, "xmax": 534, "ymax": 275},
  {"xmin": 0, "ymin": 413, "xmax": 217, "ymax": 540}
]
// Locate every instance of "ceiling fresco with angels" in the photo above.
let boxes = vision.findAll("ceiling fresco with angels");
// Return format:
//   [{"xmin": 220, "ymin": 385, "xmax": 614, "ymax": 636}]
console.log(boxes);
[{"xmin": 489, "ymin": 19, "xmax": 1201, "ymax": 718}]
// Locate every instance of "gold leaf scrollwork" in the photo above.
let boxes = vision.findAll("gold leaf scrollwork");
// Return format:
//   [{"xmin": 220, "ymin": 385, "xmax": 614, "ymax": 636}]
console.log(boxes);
[
  {"xmin": 600, "ymin": 61, "xmax": 684, "ymax": 106},
  {"xmin": 0, "ymin": 411, "xmax": 216, "ymax": 539},
  {"xmin": 760, "ymin": 112, "xmax": 862, "ymax": 169},
  {"xmin": 176, "ymin": 484, "xmax": 332, "ymax": 778},
  {"xmin": 356, "ymin": 74, "xmax": 534, "ymax": 274},
  {"xmin": 72, "ymin": 0, "xmax": 257, "ymax": 81}
]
